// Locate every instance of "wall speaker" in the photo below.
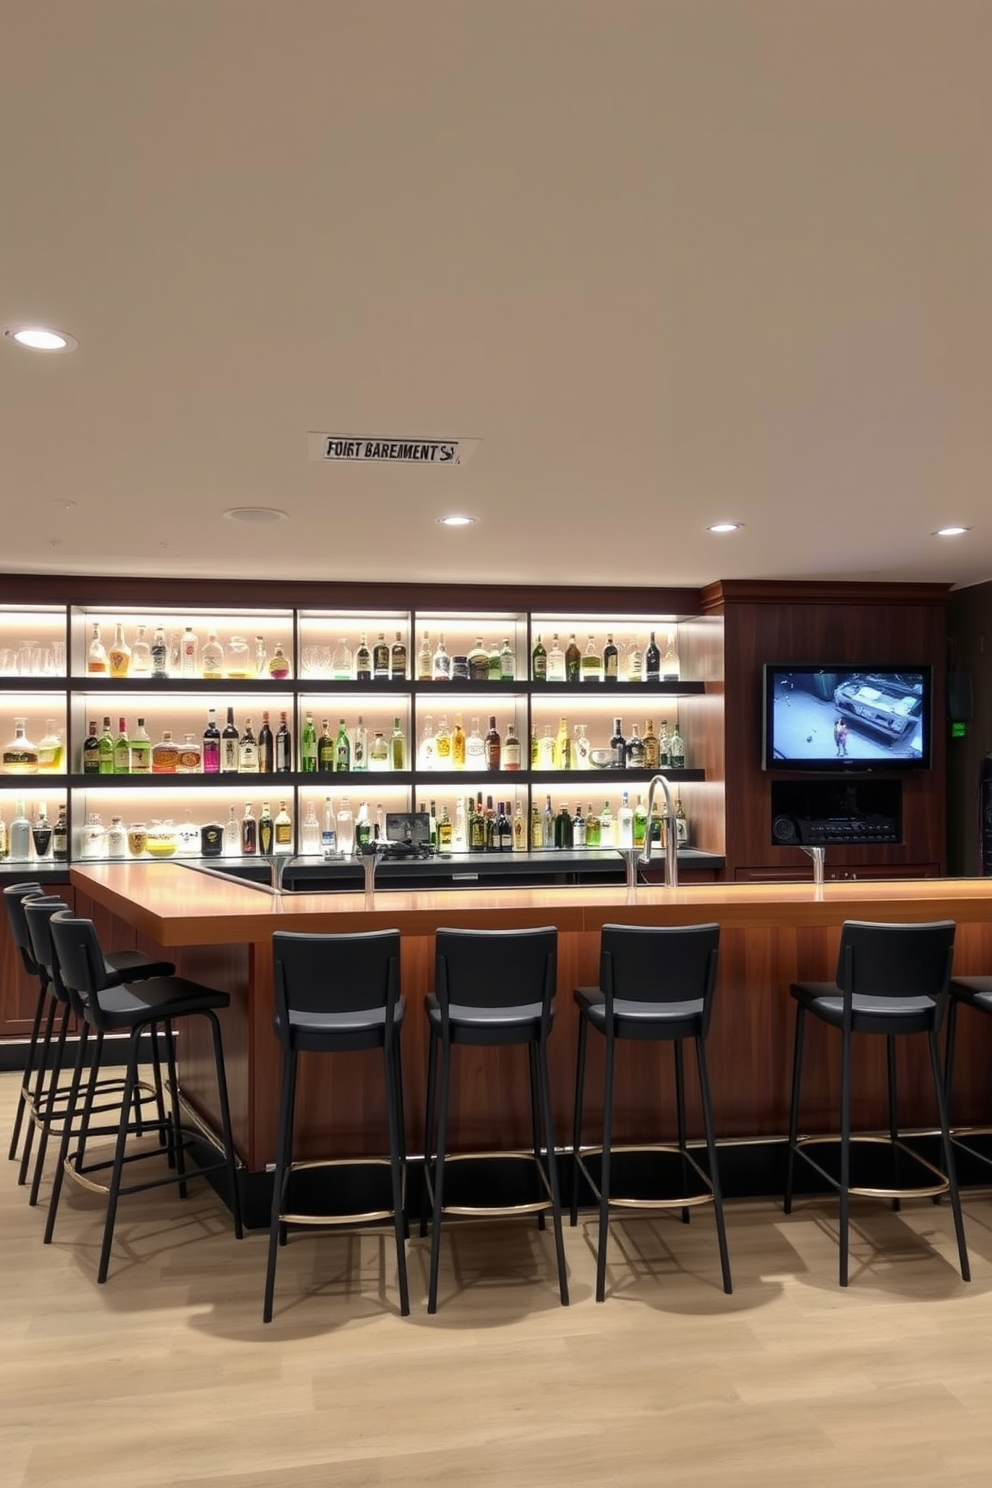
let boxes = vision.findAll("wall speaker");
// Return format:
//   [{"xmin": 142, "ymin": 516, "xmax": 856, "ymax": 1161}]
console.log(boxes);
[{"xmin": 948, "ymin": 671, "xmax": 974, "ymax": 722}]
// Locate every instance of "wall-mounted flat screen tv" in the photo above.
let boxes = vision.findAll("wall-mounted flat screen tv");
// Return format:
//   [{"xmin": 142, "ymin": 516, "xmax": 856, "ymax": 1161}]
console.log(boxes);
[{"xmin": 762, "ymin": 665, "xmax": 932, "ymax": 771}]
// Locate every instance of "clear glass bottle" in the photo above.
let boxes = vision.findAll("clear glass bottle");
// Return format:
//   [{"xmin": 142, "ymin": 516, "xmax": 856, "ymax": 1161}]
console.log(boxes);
[
  {"xmin": 669, "ymin": 723, "xmax": 686, "ymax": 769},
  {"xmin": 331, "ymin": 637, "xmax": 353, "ymax": 680},
  {"xmin": 468, "ymin": 637, "xmax": 489, "ymax": 682},
  {"xmin": 353, "ymin": 715, "xmax": 368, "ymax": 772},
  {"xmin": 239, "ymin": 717, "xmax": 260, "ymax": 774},
  {"xmin": 542, "ymin": 794, "xmax": 555, "ymax": 851},
  {"xmin": 178, "ymin": 732, "xmax": 202, "ymax": 773},
  {"xmin": 539, "ymin": 724, "xmax": 557, "ymax": 771},
  {"xmin": 108, "ymin": 622, "xmax": 131, "ymax": 678},
  {"xmin": 336, "ymin": 797, "xmax": 355, "ymax": 857},
  {"xmin": 546, "ymin": 633, "xmax": 566, "ymax": 683},
  {"xmin": 434, "ymin": 716, "xmax": 452, "ymax": 769},
  {"xmin": 151, "ymin": 729, "xmax": 180, "ymax": 774},
  {"xmin": 662, "ymin": 627, "xmax": 681, "ymax": 681},
  {"xmin": 176, "ymin": 811, "xmax": 201, "ymax": 855},
  {"xmin": 180, "ymin": 625, "xmax": 199, "ymax": 678},
  {"xmin": 432, "ymin": 634, "xmax": 451, "ymax": 682},
  {"xmin": 626, "ymin": 723, "xmax": 645, "ymax": 770},
  {"xmin": 369, "ymin": 731, "xmax": 389, "ymax": 771},
  {"xmin": 658, "ymin": 720, "xmax": 671, "ymax": 768},
  {"xmin": 223, "ymin": 805, "xmax": 240, "ymax": 856},
  {"xmin": 129, "ymin": 623, "xmax": 152, "ymax": 675},
  {"xmin": 300, "ymin": 801, "xmax": 320, "ymax": 854},
  {"xmin": 674, "ymin": 797, "xmax": 689, "ymax": 843},
  {"xmin": 503, "ymin": 717, "xmax": 521, "ymax": 771},
  {"xmin": 617, "ymin": 790, "xmax": 634, "ymax": 848},
  {"xmin": 36, "ymin": 719, "xmax": 64, "ymax": 772},
  {"xmin": 465, "ymin": 716, "xmax": 486, "ymax": 769},
  {"xmin": 556, "ymin": 716, "xmax": 571, "ymax": 771},
  {"xmin": 2, "ymin": 718, "xmax": 39, "ymax": 774},
  {"xmin": 226, "ymin": 635, "xmax": 250, "ymax": 679},
  {"xmin": 321, "ymin": 796, "xmax": 338, "ymax": 858},
  {"xmin": 572, "ymin": 722, "xmax": 590, "ymax": 770},
  {"xmin": 268, "ymin": 643, "xmax": 291, "ymax": 679},
  {"xmin": 626, "ymin": 640, "xmax": 643, "ymax": 684},
  {"xmin": 81, "ymin": 810, "xmax": 105, "ymax": 860},
  {"xmin": 390, "ymin": 716, "xmax": 407, "ymax": 771},
  {"xmin": 417, "ymin": 630, "xmax": 432, "ymax": 682},
  {"xmin": 87, "ymin": 622, "xmax": 108, "ymax": 674},
  {"xmin": 499, "ymin": 637, "xmax": 515, "ymax": 681},
  {"xmin": 151, "ymin": 625, "xmax": 169, "ymax": 679},
  {"xmin": 9, "ymin": 800, "xmax": 31, "ymax": 860},
  {"xmin": 201, "ymin": 630, "xmax": 224, "ymax": 679},
  {"xmin": 580, "ymin": 636, "xmax": 603, "ymax": 683},
  {"xmin": 600, "ymin": 798, "xmax": 615, "ymax": 848},
  {"xmin": 488, "ymin": 642, "xmax": 502, "ymax": 682},
  {"xmin": 255, "ymin": 635, "xmax": 268, "ymax": 678},
  {"xmin": 418, "ymin": 714, "xmax": 436, "ymax": 772}
]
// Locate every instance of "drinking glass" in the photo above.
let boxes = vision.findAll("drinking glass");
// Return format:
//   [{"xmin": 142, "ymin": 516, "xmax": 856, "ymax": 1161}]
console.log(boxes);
[
  {"xmin": 0, "ymin": 649, "xmax": 17, "ymax": 675},
  {"xmin": 49, "ymin": 641, "xmax": 66, "ymax": 675}
]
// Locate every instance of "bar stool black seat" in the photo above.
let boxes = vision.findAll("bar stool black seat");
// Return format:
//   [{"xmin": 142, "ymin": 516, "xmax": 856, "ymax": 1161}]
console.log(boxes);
[
  {"xmin": 44, "ymin": 909, "xmax": 242, "ymax": 1283},
  {"xmin": 570, "ymin": 922, "xmax": 732, "ymax": 1302},
  {"xmin": 3, "ymin": 881, "xmax": 174, "ymax": 1188},
  {"xmin": 944, "ymin": 973, "xmax": 992, "ymax": 1180},
  {"xmin": 784, "ymin": 918, "xmax": 969, "ymax": 1286},
  {"xmin": 263, "ymin": 929, "xmax": 409, "ymax": 1322},
  {"xmin": 421, "ymin": 925, "xmax": 568, "ymax": 1314}
]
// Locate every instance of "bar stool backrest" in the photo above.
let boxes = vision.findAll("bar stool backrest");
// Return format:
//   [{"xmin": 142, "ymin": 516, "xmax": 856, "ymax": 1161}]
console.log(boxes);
[
  {"xmin": 3, "ymin": 882, "xmax": 44, "ymax": 978},
  {"xmin": 23, "ymin": 897, "xmax": 72, "ymax": 1006},
  {"xmin": 49, "ymin": 910, "xmax": 117, "ymax": 1028},
  {"xmin": 600, "ymin": 922, "xmax": 720, "ymax": 1035},
  {"xmin": 836, "ymin": 919, "xmax": 955, "ymax": 1025},
  {"xmin": 272, "ymin": 929, "xmax": 401, "ymax": 1047},
  {"xmin": 434, "ymin": 926, "xmax": 558, "ymax": 1022}
]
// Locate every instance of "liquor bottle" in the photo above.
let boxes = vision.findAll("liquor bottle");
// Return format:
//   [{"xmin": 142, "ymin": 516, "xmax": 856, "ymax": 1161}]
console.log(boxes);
[
  {"xmin": 556, "ymin": 717, "xmax": 571, "ymax": 771},
  {"xmin": 10, "ymin": 800, "xmax": 31, "ymax": 861},
  {"xmin": 273, "ymin": 801, "xmax": 292, "ymax": 854},
  {"xmin": 675, "ymin": 797, "xmax": 689, "ymax": 843},
  {"xmin": 532, "ymin": 634, "xmax": 547, "ymax": 682},
  {"xmin": 547, "ymin": 633, "xmax": 566, "ymax": 683},
  {"xmin": 37, "ymin": 719, "xmax": 64, "ymax": 772},
  {"xmin": 373, "ymin": 633, "xmax": 390, "ymax": 679},
  {"xmin": 554, "ymin": 800, "xmax": 573, "ymax": 849},
  {"xmin": 336, "ymin": 797, "xmax": 355, "ymax": 856},
  {"xmin": 451, "ymin": 714, "xmax": 466, "ymax": 769},
  {"xmin": 416, "ymin": 630, "xmax": 432, "ymax": 682},
  {"xmin": 503, "ymin": 717, "xmax": 521, "ymax": 770},
  {"xmin": 83, "ymin": 720, "xmax": 101, "ymax": 774},
  {"xmin": 434, "ymin": 715, "xmax": 452, "ymax": 769},
  {"xmin": 645, "ymin": 629, "xmax": 661, "ymax": 683},
  {"xmin": 52, "ymin": 804, "xmax": 68, "ymax": 862},
  {"xmin": 468, "ymin": 637, "xmax": 489, "ymax": 682},
  {"xmin": 539, "ymin": 725, "xmax": 557, "ymax": 770},
  {"xmin": 610, "ymin": 717, "xmax": 627, "ymax": 769},
  {"xmin": 221, "ymin": 707, "xmax": 240, "ymax": 773},
  {"xmin": 200, "ymin": 820, "xmax": 224, "ymax": 858},
  {"xmin": 223, "ymin": 805, "xmax": 240, "ymax": 857},
  {"xmin": 201, "ymin": 708, "xmax": 220, "ymax": 774},
  {"xmin": 87, "ymin": 622, "xmax": 108, "ymax": 674},
  {"xmin": 418, "ymin": 715, "xmax": 436, "ymax": 771},
  {"xmin": 130, "ymin": 624, "xmax": 152, "ymax": 675},
  {"xmin": 572, "ymin": 803, "xmax": 586, "ymax": 847},
  {"xmin": 258, "ymin": 801, "xmax": 274, "ymax": 855},
  {"xmin": 530, "ymin": 723, "xmax": 540, "ymax": 768},
  {"xmin": 496, "ymin": 801, "xmax": 513, "ymax": 852},
  {"xmin": 369, "ymin": 731, "xmax": 389, "ymax": 770},
  {"xmin": 176, "ymin": 809, "xmax": 200, "ymax": 856},
  {"xmin": 317, "ymin": 717, "xmax": 334, "ymax": 773},
  {"xmin": 585, "ymin": 802, "xmax": 601, "ymax": 848},
  {"xmin": 355, "ymin": 633, "xmax": 372, "ymax": 682},
  {"xmin": 390, "ymin": 717, "xmax": 407, "ymax": 771},
  {"xmin": 483, "ymin": 794, "xmax": 497, "ymax": 848},
  {"xmin": 466, "ymin": 716, "xmax": 485, "ymax": 769},
  {"xmin": 225, "ymin": 636, "xmax": 249, "ymax": 678},
  {"xmin": 98, "ymin": 717, "xmax": 115, "ymax": 775},
  {"xmin": 255, "ymin": 636, "xmax": 268, "ymax": 678},
  {"xmin": 662, "ymin": 628, "xmax": 681, "ymax": 681},
  {"xmin": 201, "ymin": 630, "xmax": 224, "ymax": 680},
  {"xmin": 152, "ymin": 730, "xmax": 180, "ymax": 773},
  {"xmin": 181, "ymin": 625, "xmax": 199, "ymax": 678},
  {"xmin": 427, "ymin": 799, "xmax": 438, "ymax": 849},
  {"xmin": 565, "ymin": 633, "xmax": 581, "ymax": 683},
  {"xmin": 438, "ymin": 803, "xmax": 453, "ymax": 854},
  {"xmin": 268, "ymin": 643, "xmax": 291, "ymax": 679},
  {"xmin": 257, "ymin": 711, "xmax": 274, "ymax": 774},
  {"xmin": 334, "ymin": 718, "xmax": 351, "ymax": 772},
  {"xmin": 112, "ymin": 717, "xmax": 130, "ymax": 774},
  {"xmin": 357, "ymin": 715, "xmax": 372, "ymax": 773},
  {"xmin": 626, "ymin": 639, "xmax": 643, "ymax": 684},
  {"xmin": 355, "ymin": 800, "xmax": 372, "ymax": 851},
  {"xmin": 239, "ymin": 716, "xmax": 259, "ymax": 773},
  {"xmin": 125, "ymin": 716, "xmax": 150, "ymax": 776},
  {"xmin": 600, "ymin": 798, "xmax": 615, "ymax": 848},
  {"xmin": 573, "ymin": 722, "xmax": 590, "ymax": 770},
  {"xmin": 275, "ymin": 711, "xmax": 293, "ymax": 772},
  {"xmin": 374, "ymin": 803, "xmax": 386, "ymax": 843},
  {"xmin": 633, "ymin": 793, "xmax": 647, "ymax": 849},
  {"xmin": 300, "ymin": 801, "xmax": 321, "ymax": 854},
  {"xmin": 108, "ymin": 623, "xmax": 131, "ymax": 678},
  {"xmin": 331, "ymin": 637, "xmax": 353, "ymax": 680},
  {"xmin": 0, "ymin": 805, "xmax": 7, "ymax": 861},
  {"xmin": 453, "ymin": 797, "xmax": 466, "ymax": 851},
  {"xmin": 300, "ymin": 713, "xmax": 317, "ymax": 773},
  {"xmin": 618, "ymin": 790, "xmax": 634, "ymax": 848},
  {"xmin": 485, "ymin": 715, "xmax": 501, "ymax": 771},
  {"xmin": 321, "ymin": 797, "xmax": 338, "ymax": 857},
  {"xmin": 32, "ymin": 807, "xmax": 52, "ymax": 860},
  {"xmin": 105, "ymin": 815, "xmax": 127, "ymax": 858},
  {"xmin": 530, "ymin": 800, "xmax": 543, "ymax": 850},
  {"xmin": 580, "ymin": 636, "xmax": 603, "ymax": 683},
  {"xmin": 483, "ymin": 642, "xmax": 498, "ymax": 682},
  {"xmin": 542, "ymin": 794, "xmax": 555, "ymax": 850},
  {"xmin": 669, "ymin": 723, "xmax": 686, "ymax": 770},
  {"xmin": 650, "ymin": 798, "xmax": 664, "ymax": 848},
  {"xmin": 658, "ymin": 720, "xmax": 671, "ymax": 768},
  {"xmin": 391, "ymin": 630, "xmax": 407, "ymax": 680},
  {"xmin": 512, "ymin": 801, "xmax": 526, "ymax": 852},
  {"xmin": 626, "ymin": 723, "xmax": 645, "ymax": 770},
  {"xmin": 499, "ymin": 638, "xmax": 515, "ymax": 681},
  {"xmin": 642, "ymin": 718, "xmax": 659, "ymax": 771},
  {"xmin": 241, "ymin": 802, "xmax": 257, "ymax": 855},
  {"xmin": 151, "ymin": 626, "xmax": 168, "ymax": 679},
  {"xmin": 432, "ymin": 633, "xmax": 451, "ymax": 682},
  {"xmin": 603, "ymin": 633, "xmax": 618, "ymax": 684}
]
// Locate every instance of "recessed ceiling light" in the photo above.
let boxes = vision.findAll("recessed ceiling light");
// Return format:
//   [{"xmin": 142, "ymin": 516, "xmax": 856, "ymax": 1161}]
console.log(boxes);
[
  {"xmin": 707, "ymin": 522, "xmax": 742, "ymax": 534},
  {"xmin": 935, "ymin": 525, "xmax": 970, "ymax": 537},
  {"xmin": 438, "ymin": 514, "xmax": 475, "ymax": 527},
  {"xmin": 223, "ymin": 507, "xmax": 288, "ymax": 524},
  {"xmin": 4, "ymin": 326, "xmax": 77, "ymax": 351}
]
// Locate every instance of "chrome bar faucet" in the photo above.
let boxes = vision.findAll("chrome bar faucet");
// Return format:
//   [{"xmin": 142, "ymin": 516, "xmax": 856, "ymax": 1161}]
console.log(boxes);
[{"xmin": 641, "ymin": 773, "xmax": 678, "ymax": 889}]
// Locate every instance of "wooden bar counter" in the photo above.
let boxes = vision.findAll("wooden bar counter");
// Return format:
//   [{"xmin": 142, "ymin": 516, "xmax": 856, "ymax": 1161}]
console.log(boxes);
[{"xmin": 71, "ymin": 864, "xmax": 992, "ymax": 1182}]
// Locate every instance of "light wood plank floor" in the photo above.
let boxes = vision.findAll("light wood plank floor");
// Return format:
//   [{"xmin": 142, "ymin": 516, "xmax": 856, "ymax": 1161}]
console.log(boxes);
[{"xmin": 4, "ymin": 1069, "xmax": 992, "ymax": 1487}]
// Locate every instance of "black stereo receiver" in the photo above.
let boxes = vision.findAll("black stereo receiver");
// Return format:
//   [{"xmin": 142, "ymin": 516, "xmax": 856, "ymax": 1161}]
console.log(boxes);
[{"xmin": 771, "ymin": 813, "xmax": 901, "ymax": 847}]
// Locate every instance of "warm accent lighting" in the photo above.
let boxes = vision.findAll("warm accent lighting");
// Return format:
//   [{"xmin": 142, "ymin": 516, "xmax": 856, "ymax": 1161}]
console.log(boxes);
[
  {"xmin": 707, "ymin": 522, "xmax": 742, "ymax": 534},
  {"xmin": 438, "ymin": 515, "xmax": 475, "ymax": 527},
  {"xmin": 4, "ymin": 326, "xmax": 77, "ymax": 351},
  {"xmin": 935, "ymin": 526, "xmax": 970, "ymax": 537}
]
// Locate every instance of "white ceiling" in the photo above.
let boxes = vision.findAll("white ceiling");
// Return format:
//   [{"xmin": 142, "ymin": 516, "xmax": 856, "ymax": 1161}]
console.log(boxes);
[{"xmin": 2, "ymin": 0, "xmax": 991, "ymax": 592}]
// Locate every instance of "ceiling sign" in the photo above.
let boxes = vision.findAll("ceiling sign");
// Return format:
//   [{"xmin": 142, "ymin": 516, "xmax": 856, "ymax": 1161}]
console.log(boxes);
[{"xmin": 308, "ymin": 432, "xmax": 480, "ymax": 466}]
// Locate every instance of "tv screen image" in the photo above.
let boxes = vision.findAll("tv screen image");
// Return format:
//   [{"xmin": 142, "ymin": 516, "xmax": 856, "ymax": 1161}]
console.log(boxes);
[{"xmin": 763, "ymin": 666, "xmax": 931, "ymax": 770}]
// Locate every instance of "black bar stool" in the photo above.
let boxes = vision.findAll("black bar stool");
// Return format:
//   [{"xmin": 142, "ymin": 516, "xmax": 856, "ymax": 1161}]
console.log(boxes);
[
  {"xmin": 570, "ymin": 922, "xmax": 731, "ymax": 1301},
  {"xmin": 3, "ymin": 882, "xmax": 49, "ymax": 1179},
  {"xmin": 944, "ymin": 971, "xmax": 992, "ymax": 1180},
  {"xmin": 784, "ymin": 918, "xmax": 969, "ymax": 1286},
  {"xmin": 421, "ymin": 925, "xmax": 568, "ymax": 1314},
  {"xmin": 263, "ymin": 929, "xmax": 408, "ymax": 1321},
  {"xmin": 45, "ymin": 909, "xmax": 242, "ymax": 1283}
]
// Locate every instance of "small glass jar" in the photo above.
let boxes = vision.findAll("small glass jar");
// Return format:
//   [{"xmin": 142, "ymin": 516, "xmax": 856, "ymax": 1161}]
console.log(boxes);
[
  {"xmin": 226, "ymin": 636, "xmax": 250, "ymax": 678},
  {"xmin": 146, "ymin": 819, "xmax": 178, "ymax": 858},
  {"xmin": 176, "ymin": 809, "xmax": 201, "ymax": 855},
  {"xmin": 176, "ymin": 733, "xmax": 202, "ymax": 773},
  {"xmin": 36, "ymin": 719, "xmax": 64, "ymax": 772},
  {"xmin": 127, "ymin": 823, "xmax": 148, "ymax": 857},
  {"xmin": 106, "ymin": 817, "xmax": 127, "ymax": 857},
  {"xmin": 82, "ymin": 812, "xmax": 106, "ymax": 859},
  {"xmin": 452, "ymin": 655, "xmax": 470, "ymax": 681},
  {"xmin": 268, "ymin": 643, "xmax": 291, "ymax": 679}
]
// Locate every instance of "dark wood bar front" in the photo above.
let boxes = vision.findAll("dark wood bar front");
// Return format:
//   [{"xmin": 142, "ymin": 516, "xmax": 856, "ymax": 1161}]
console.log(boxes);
[{"xmin": 69, "ymin": 863, "xmax": 992, "ymax": 1180}]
